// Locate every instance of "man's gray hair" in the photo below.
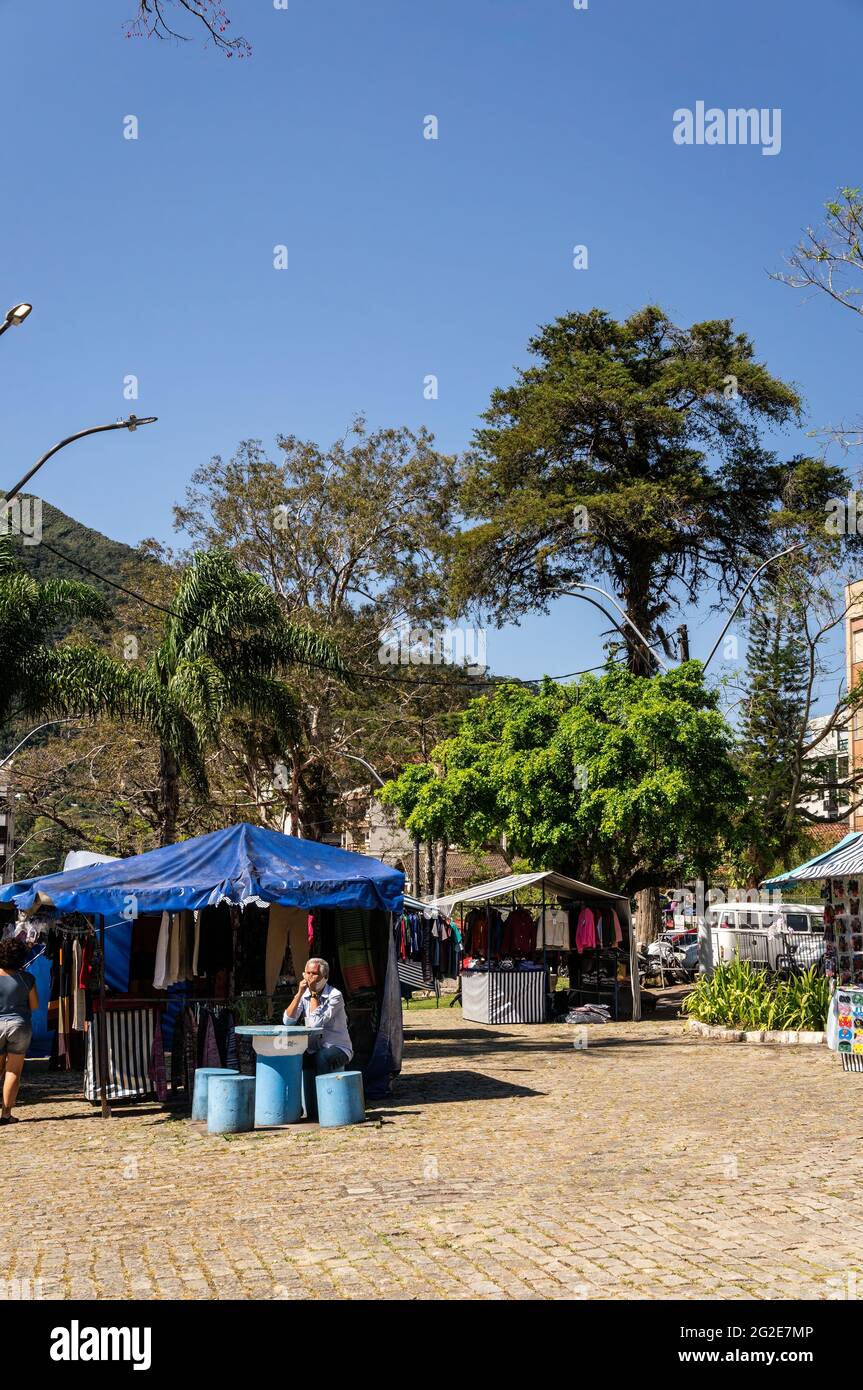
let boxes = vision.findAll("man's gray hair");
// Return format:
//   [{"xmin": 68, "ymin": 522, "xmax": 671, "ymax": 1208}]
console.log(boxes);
[{"xmin": 307, "ymin": 957, "xmax": 329, "ymax": 979}]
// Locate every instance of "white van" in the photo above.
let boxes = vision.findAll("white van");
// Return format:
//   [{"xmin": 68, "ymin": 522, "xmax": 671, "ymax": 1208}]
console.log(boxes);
[{"xmin": 704, "ymin": 901, "xmax": 824, "ymax": 970}]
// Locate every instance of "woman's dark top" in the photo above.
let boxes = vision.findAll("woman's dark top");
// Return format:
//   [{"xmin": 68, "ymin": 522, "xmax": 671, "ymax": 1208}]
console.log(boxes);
[{"xmin": 0, "ymin": 969, "xmax": 35, "ymax": 1022}]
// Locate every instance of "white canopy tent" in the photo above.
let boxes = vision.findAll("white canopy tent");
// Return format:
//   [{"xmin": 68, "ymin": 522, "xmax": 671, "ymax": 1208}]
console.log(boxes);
[
  {"xmin": 433, "ymin": 870, "xmax": 630, "ymax": 914},
  {"xmin": 433, "ymin": 869, "xmax": 640, "ymax": 1021}
]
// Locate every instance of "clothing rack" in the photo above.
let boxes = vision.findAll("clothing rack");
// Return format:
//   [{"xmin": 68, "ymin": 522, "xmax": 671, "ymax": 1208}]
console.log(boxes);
[{"xmin": 458, "ymin": 889, "xmax": 631, "ymax": 1022}]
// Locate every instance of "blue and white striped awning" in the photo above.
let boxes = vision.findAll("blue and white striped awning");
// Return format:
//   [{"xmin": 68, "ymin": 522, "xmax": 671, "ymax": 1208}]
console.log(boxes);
[{"xmin": 761, "ymin": 832, "xmax": 863, "ymax": 888}]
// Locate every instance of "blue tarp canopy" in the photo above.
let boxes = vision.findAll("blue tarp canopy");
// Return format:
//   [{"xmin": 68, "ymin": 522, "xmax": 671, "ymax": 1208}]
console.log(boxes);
[{"xmin": 0, "ymin": 822, "xmax": 404, "ymax": 917}]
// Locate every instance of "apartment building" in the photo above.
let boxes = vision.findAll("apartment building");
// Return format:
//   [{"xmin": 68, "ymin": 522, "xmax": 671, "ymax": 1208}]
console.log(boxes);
[
  {"xmin": 847, "ymin": 580, "xmax": 863, "ymax": 832},
  {"xmin": 800, "ymin": 713, "xmax": 850, "ymax": 822}
]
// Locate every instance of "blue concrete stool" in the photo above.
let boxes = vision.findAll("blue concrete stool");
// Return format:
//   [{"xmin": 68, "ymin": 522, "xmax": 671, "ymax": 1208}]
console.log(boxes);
[
  {"xmin": 191, "ymin": 1067, "xmax": 239, "ymax": 1122},
  {"xmin": 207, "ymin": 1073, "xmax": 255, "ymax": 1134},
  {"xmin": 315, "ymin": 1070, "xmax": 365, "ymax": 1128},
  {"xmin": 235, "ymin": 1026, "xmax": 321, "ymax": 1127}
]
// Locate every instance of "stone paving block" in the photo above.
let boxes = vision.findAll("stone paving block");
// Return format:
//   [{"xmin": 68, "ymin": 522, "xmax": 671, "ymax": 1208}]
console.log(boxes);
[{"xmin": 1, "ymin": 1011, "xmax": 857, "ymax": 1300}]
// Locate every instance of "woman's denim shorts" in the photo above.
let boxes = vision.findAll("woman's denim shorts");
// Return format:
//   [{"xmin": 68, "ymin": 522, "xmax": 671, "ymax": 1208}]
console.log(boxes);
[{"xmin": 0, "ymin": 1018, "xmax": 32, "ymax": 1055}]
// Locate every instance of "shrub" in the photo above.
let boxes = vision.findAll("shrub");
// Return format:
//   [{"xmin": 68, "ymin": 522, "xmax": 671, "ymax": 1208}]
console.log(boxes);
[{"xmin": 681, "ymin": 960, "xmax": 828, "ymax": 1032}]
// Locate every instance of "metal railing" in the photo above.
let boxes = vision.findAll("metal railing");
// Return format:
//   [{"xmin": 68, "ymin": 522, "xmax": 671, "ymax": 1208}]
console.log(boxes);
[{"xmin": 713, "ymin": 929, "xmax": 824, "ymax": 974}]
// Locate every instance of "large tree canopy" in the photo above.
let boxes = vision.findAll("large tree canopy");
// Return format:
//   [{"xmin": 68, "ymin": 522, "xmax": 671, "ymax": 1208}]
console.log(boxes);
[
  {"xmin": 381, "ymin": 662, "xmax": 745, "ymax": 896},
  {"xmin": 452, "ymin": 305, "xmax": 806, "ymax": 672},
  {"xmin": 173, "ymin": 419, "xmax": 469, "ymax": 835},
  {"xmin": 0, "ymin": 537, "xmax": 122, "ymax": 729}
]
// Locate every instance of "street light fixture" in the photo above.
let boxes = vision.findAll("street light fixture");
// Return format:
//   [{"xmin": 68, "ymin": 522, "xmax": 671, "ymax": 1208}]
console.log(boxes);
[
  {"xmin": 341, "ymin": 752, "xmax": 386, "ymax": 787},
  {"xmin": 0, "ymin": 303, "xmax": 33, "ymax": 337},
  {"xmin": 3, "ymin": 414, "xmax": 158, "ymax": 507}
]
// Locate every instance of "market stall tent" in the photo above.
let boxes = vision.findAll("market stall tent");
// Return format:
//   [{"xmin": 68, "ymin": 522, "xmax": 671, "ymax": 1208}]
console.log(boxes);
[
  {"xmin": 761, "ymin": 832, "xmax": 863, "ymax": 888},
  {"xmin": 1, "ymin": 823, "xmax": 405, "ymax": 1104},
  {"xmin": 434, "ymin": 869, "xmax": 640, "ymax": 1022},
  {"xmin": 3, "ymin": 821, "xmax": 404, "ymax": 916},
  {"xmin": 761, "ymin": 833, "xmax": 863, "ymax": 1058}
]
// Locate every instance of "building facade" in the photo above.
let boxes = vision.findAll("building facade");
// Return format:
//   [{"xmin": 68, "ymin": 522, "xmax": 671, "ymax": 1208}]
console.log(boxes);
[
  {"xmin": 800, "ymin": 714, "xmax": 850, "ymax": 823},
  {"xmin": 847, "ymin": 580, "xmax": 863, "ymax": 833}
]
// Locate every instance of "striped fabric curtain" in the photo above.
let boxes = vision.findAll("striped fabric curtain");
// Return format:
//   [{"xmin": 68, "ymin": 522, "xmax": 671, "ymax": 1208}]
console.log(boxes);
[{"xmin": 84, "ymin": 1007, "xmax": 159, "ymax": 1102}]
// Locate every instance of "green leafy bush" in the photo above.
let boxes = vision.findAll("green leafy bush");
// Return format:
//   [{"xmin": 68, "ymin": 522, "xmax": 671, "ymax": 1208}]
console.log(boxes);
[{"xmin": 682, "ymin": 960, "xmax": 828, "ymax": 1032}]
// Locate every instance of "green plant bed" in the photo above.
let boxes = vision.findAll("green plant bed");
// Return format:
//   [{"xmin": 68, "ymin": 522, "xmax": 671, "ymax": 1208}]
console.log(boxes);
[{"xmin": 682, "ymin": 960, "xmax": 828, "ymax": 1032}]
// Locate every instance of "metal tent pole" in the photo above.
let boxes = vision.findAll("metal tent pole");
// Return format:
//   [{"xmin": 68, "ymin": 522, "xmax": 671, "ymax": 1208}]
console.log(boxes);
[
  {"xmin": 97, "ymin": 915, "xmax": 111, "ymax": 1119},
  {"xmin": 541, "ymin": 879, "xmax": 547, "ymax": 1019}
]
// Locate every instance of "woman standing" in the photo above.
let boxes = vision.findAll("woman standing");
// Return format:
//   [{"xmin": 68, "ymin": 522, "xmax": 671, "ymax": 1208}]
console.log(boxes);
[{"xmin": 0, "ymin": 937, "xmax": 39, "ymax": 1124}]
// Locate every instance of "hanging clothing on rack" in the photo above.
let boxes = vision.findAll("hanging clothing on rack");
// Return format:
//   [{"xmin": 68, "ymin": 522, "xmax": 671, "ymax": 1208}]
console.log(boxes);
[
  {"xmin": 608, "ymin": 905, "xmax": 623, "ymax": 946},
  {"xmin": 337, "ymin": 909, "xmax": 377, "ymax": 992},
  {"xmin": 541, "ymin": 908, "xmax": 570, "ymax": 949},
  {"xmin": 575, "ymin": 906, "xmax": 599, "ymax": 953},
  {"xmin": 191, "ymin": 910, "xmax": 201, "ymax": 977},
  {"xmin": 167, "ymin": 910, "xmax": 182, "ymax": 985},
  {"xmin": 502, "ymin": 907, "xmax": 537, "ymax": 957},
  {"xmin": 267, "ymin": 905, "xmax": 308, "ymax": 990},
  {"xmin": 153, "ymin": 911, "xmax": 171, "ymax": 989},
  {"xmin": 196, "ymin": 904, "xmax": 233, "ymax": 979}
]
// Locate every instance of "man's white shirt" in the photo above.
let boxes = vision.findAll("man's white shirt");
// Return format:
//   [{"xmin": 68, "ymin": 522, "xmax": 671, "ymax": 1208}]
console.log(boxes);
[{"xmin": 283, "ymin": 982, "xmax": 353, "ymax": 1060}]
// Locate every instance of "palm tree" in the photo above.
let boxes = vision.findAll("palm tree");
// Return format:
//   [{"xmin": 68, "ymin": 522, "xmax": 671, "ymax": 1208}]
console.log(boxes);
[
  {"xmin": 3, "ymin": 542, "xmax": 347, "ymax": 846},
  {"xmin": 122, "ymin": 549, "xmax": 347, "ymax": 844},
  {"xmin": 0, "ymin": 538, "xmax": 123, "ymax": 731}
]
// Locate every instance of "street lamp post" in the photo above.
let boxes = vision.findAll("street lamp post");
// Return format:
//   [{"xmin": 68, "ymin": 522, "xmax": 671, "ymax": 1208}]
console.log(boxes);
[
  {"xmin": 703, "ymin": 542, "xmax": 806, "ymax": 671},
  {"xmin": 0, "ymin": 718, "xmax": 82, "ymax": 770},
  {"xmin": 3, "ymin": 415, "xmax": 158, "ymax": 508},
  {"xmin": 563, "ymin": 583, "xmax": 670, "ymax": 672},
  {"xmin": 0, "ymin": 303, "xmax": 33, "ymax": 338}
]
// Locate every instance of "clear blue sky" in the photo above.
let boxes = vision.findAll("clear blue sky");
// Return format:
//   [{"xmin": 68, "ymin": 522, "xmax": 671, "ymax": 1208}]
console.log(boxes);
[{"xmin": 1, "ymin": 0, "xmax": 860, "ymax": 701}]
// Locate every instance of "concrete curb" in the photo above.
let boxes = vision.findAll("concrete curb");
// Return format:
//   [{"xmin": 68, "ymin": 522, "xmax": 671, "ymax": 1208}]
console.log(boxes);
[{"xmin": 687, "ymin": 1020, "xmax": 825, "ymax": 1046}]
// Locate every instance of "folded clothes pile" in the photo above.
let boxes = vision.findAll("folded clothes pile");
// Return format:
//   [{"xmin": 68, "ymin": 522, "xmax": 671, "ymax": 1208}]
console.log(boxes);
[{"xmin": 565, "ymin": 1004, "xmax": 611, "ymax": 1025}]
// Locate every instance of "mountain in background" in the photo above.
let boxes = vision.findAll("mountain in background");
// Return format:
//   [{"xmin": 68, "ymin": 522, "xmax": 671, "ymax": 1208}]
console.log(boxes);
[{"xmin": 14, "ymin": 496, "xmax": 155, "ymax": 603}]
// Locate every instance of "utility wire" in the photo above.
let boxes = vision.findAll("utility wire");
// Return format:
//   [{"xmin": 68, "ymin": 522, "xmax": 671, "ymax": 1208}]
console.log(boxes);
[{"xmin": 30, "ymin": 537, "xmax": 626, "ymax": 688}]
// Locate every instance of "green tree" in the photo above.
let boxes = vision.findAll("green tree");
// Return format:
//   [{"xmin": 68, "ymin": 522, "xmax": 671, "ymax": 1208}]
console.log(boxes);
[
  {"xmin": 0, "ymin": 538, "xmax": 125, "ymax": 731},
  {"xmin": 173, "ymin": 419, "xmax": 468, "ymax": 837},
  {"xmin": 382, "ymin": 662, "xmax": 745, "ymax": 940},
  {"xmin": 731, "ymin": 458, "xmax": 863, "ymax": 881},
  {"xmin": 452, "ymin": 305, "xmax": 803, "ymax": 673},
  {"xmin": 736, "ymin": 596, "xmax": 811, "ymax": 883},
  {"xmin": 120, "ymin": 548, "xmax": 347, "ymax": 845}
]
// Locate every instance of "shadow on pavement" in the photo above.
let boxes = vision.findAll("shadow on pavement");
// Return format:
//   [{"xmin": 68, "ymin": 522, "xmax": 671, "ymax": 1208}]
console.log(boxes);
[{"xmin": 375, "ymin": 1068, "xmax": 545, "ymax": 1107}]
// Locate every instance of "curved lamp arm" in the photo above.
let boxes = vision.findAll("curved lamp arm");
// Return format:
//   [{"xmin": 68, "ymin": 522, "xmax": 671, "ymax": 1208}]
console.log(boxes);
[
  {"xmin": 563, "ymin": 584, "xmax": 670, "ymax": 671},
  {"xmin": 341, "ymin": 752, "xmax": 386, "ymax": 787},
  {"xmin": 703, "ymin": 542, "xmax": 806, "ymax": 672},
  {"xmin": 3, "ymin": 416, "xmax": 158, "ymax": 507},
  {"xmin": 0, "ymin": 718, "xmax": 82, "ymax": 770}
]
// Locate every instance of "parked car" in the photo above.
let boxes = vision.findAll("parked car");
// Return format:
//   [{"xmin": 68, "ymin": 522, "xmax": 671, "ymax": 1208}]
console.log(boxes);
[
  {"xmin": 642, "ymin": 931, "xmax": 699, "ymax": 984},
  {"xmin": 659, "ymin": 929, "xmax": 699, "ymax": 973}
]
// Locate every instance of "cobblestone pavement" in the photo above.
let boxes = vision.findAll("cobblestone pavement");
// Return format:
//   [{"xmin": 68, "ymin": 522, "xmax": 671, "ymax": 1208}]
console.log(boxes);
[{"xmin": 2, "ymin": 1004, "xmax": 861, "ymax": 1300}]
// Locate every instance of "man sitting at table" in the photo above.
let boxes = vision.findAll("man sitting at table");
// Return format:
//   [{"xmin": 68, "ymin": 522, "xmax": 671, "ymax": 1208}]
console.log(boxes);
[{"xmin": 283, "ymin": 958, "xmax": 352, "ymax": 1117}]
